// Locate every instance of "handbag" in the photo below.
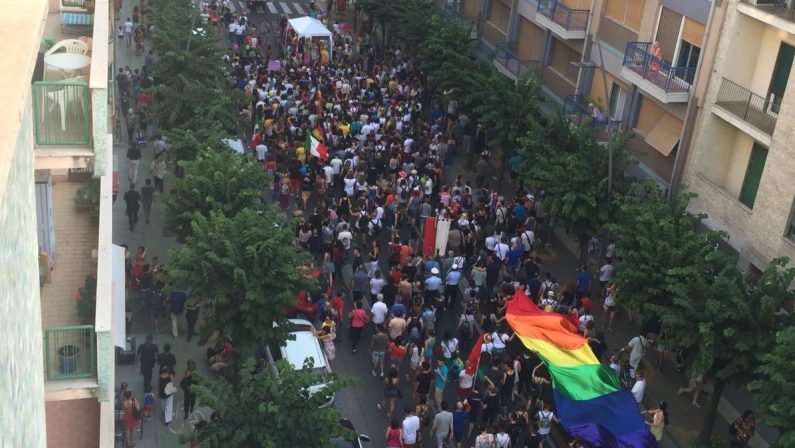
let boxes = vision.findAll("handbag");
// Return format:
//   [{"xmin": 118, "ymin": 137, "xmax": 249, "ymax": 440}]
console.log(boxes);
[
  {"xmin": 132, "ymin": 399, "xmax": 142, "ymax": 420},
  {"xmin": 164, "ymin": 381, "xmax": 177, "ymax": 396}
]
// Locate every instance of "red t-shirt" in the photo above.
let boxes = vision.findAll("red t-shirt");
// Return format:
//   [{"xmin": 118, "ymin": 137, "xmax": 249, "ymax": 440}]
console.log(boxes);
[
  {"xmin": 349, "ymin": 309, "xmax": 368, "ymax": 328},
  {"xmin": 580, "ymin": 296, "xmax": 593, "ymax": 313},
  {"xmin": 388, "ymin": 342, "xmax": 407, "ymax": 361}
]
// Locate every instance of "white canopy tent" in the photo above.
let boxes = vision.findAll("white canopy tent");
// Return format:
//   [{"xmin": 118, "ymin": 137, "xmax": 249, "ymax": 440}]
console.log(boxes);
[{"xmin": 285, "ymin": 16, "xmax": 334, "ymax": 61}]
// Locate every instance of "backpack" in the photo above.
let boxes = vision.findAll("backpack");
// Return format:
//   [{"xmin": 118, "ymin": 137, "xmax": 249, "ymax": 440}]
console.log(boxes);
[
  {"xmin": 541, "ymin": 281, "xmax": 554, "ymax": 298},
  {"xmin": 409, "ymin": 325, "xmax": 421, "ymax": 344},
  {"xmin": 539, "ymin": 411, "xmax": 552, "ymax": 430},
  {"xmin": 460, "ymin": 315, "xmax": 474, "ymax": 339},
  {"xmin": 399, "ymin": 187, "xmax": 409, "ymax": 201},
  {"xmin": 357, "ymin": 215, "xmax": 370, "ymax": 233}
]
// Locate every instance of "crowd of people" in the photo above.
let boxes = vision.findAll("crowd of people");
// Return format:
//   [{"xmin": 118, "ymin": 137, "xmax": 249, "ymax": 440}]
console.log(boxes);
[{"xmin": 110, "ymin": 1, "xmax": 756, "ymax": 447}]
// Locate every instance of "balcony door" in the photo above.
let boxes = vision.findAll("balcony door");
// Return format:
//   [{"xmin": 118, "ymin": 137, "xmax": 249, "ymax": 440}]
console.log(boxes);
[{"xmin": 768, "ymin": 42, "xmax": 795, "ymax": 114}]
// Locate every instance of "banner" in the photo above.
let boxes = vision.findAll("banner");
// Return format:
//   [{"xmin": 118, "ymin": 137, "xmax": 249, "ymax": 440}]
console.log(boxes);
[
  {"xmin": 422, "ymin": 217, "xmax": 437, "ymax": 256},
  {"xmin": 434, "ymin": 218, "xmax": 451, "ymax": 256}
]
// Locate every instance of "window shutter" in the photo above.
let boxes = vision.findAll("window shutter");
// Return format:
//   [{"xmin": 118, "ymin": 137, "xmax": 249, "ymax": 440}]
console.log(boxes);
[
  {"xmin": 655, "ymin": 7, "xmax": 683, "ymax": 61},
  {"xmin": 739, "ymin": 144, "xmax": 768, "ymax": 209},
  {"xmin": 682, "ymin": 18, "xmax": 705, "ymax": 46}
]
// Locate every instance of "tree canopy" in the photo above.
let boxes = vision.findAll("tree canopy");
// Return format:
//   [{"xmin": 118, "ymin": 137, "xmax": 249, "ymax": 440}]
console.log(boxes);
[
  {"xmin": 187, "ymin": 358, "xmax": 353, "ymax": 448},
  {"xmin": 167, "ymin": 208, "xmax": 313, "ymax": 352},
  {"xmin": 749, "ymin": 324, "xmax": 795, "ymax": 448}
]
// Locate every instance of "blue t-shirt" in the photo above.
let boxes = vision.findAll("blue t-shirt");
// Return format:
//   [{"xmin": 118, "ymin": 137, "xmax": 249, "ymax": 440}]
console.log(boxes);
[
  {"xmin": 513, "ymin": 203, "xmax": 527, "ymax": 222},
  {"xmin": 576, "ymin": 271, "xmax": 593, "ymax": 293},
  {"xmin": 435, "ymin": 364, "xmax": 449, "ymax": 389},
  {"xmin": 509, "ymin": 155, "xmax": 523, "ymax": 173},
  {"xmin": 424, "ymin": 260, "xmax": 440, "ymax": 277},
  {"xmin": 390, "ymin": 303, "xmax": 407, "ymax": 316},
  {"xmin": 168, "ymin": 291, "xmax": 187, "ymax": 314},
  {"xmin": 506, "ymin": 248, "xmax": 524, "ymax": 270},
  {"xmin": 453, "ymin": 410, "xmax": 468, "ymax": 436}
]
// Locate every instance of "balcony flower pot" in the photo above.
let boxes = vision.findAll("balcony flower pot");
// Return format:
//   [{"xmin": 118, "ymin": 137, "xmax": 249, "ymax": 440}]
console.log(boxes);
[
  {"xmin": 68, "ymin": 168, "xmax": 94, "ymax": 183},
  {"xmin": 74, "ymin": 178, "xmax": 100, "ymax": 213},
  {"xmin": 57, "ymin": 345, "xmax": 80, "ymax": 374},
  {"xmin": 76, "ymin": 275, "xmax": 97, "ymax": 324}
]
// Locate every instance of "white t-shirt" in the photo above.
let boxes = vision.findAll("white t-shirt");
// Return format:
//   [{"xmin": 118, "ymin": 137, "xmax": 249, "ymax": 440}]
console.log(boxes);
[
  {"xmin": 330, "ymin": 157, "xmax": 343, "ymax": 174},
  {"xmin": 599, "ymin": 263, "xmax": 614, "ymax": 282},
  {"xmin": 371, "ymin": 301, "xmax": 388, "ymax": 324},
  {"xmin": 123, "ymin": 21, "xmax": 133, "ymax": 33},
  {"xmin": 631, "ymin": 378, "xmax": 646, "ymax": 403},
  {"xmin": 370, "ymin": 277, "xmax": 385, "ymax": 296},
  {"xmin": 255, "ymin": 144, "xmax": 267, "ymax": 161},
  {"xmin": 491, "ymin": 332, "xmax": 508, "ymax": 350},
  {"xmin": 484, "ymin": 235, "xmax": 499, "ymax": 251},
  {"xmin": 537, "ymin": 410, "xmax": 555, "ymax": 435},
  {"xmin": 402, "ymin": 415, "xmax": 420, "ymax": 444},
  {"xmin": 343, "ymin": 177, "xmax": 356, "ymax": 196},
  {"xmin": 628, "ymin": 335, "xmax": 649, "ymax": 370},
  {"xmin": 494, "ymin": 243, "xmax": 509, "ymax": 261},
  {"xmin": 323, "ymin": 165, "xmax": 334, "ymax": 184}
]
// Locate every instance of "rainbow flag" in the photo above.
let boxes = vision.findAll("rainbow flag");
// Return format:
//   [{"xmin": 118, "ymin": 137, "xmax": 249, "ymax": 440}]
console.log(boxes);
[
  {"xmin": 312, "ymin": 122, "xmax": 326, "ymax": 143},
  {"xmin": 505, "ymin": 290, "xmax": 657, "ymax": 448}
]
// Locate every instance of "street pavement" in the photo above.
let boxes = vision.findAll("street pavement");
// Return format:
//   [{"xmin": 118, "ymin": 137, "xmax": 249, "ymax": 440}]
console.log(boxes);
[{"xmin": 110, "ymin": 1, "xmax": 774, "ymax": 447}]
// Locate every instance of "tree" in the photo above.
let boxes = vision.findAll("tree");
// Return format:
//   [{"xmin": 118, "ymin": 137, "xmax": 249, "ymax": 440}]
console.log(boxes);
[
  {"xmin": 167, "ymin": 208, "xmax": 313, "ymax": 353},
  {"xmin": 519, "ymin": 115, "xmax": 633, "ymax": 258},
  {"xmin": 187, "ymin": 358, "xmax": 353, "ymax": 448},
  {"xmin": 610, "ymin": 186, "xmax": 722, "ymax": 314},
  {"xmin": 161, "ymin": 146, "xmax": 267, "ymax": 240},
  {"xmin": 613, "ymin": 185, "xmax": 795, "ymax": 444},
  {"xmin": 749, "ymin": 324, "xmax": 795, "ymax": 448}
]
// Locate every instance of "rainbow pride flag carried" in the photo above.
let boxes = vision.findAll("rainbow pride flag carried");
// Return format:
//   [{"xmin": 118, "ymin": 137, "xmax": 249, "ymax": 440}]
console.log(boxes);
[{"xmin": 505, "ymin": 290, "xmax": 657, "ymax": 448}]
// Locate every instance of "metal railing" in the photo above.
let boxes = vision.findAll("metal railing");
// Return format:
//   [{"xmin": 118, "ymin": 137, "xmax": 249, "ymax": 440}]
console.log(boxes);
[
  {"xmin": 537, "ymin": 0, "xmax": 590, "ymax": 32},
  {"xmin": 746, "ymin": 0, "xmax": 795, "ymax": 20},
  {"xmin": 62, "ymin": 0, "xmax": 86, "ymax": 7},
  {"xmin": 494, "ymin": 42, "xmax": 541, "ymax": 79},
  {"xmin": 564, "ymin": 94, "xmax": 622, "ymax": 135},
  {"xmin": 715, "ymin": 77, "xmax": 778, "ymax": 136},
  {"xmin": 32, "ymin": 81, "xmax": 91, "ymax": 146},
  {"xmin": 44, "ymin": 325, "xmax": 96, "ymax": 380},
  {"xmin": 622, "ymin": 42, "xmax": 695, "ymax": 94}
]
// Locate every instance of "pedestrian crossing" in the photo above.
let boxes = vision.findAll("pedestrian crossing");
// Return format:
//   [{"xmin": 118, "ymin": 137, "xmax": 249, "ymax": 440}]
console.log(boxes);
[{"xmin": 228, "ymin": 0, "xmax": 311, "ymax": 16}]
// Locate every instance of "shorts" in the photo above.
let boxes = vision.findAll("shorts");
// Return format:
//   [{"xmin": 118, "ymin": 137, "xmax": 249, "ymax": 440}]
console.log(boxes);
[
  {"xmin": 372, "ymin": 350, "xmax": 386, "ymax": 365},
  {"xmin": 599, "ymin": 280, "xmax": 608, "ymax": 289}
]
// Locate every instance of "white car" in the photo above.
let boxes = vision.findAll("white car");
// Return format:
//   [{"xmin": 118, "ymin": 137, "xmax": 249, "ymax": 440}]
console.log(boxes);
[{"xmin": 264, "ymin": 319, "xmax": 335, "ymax": 408}]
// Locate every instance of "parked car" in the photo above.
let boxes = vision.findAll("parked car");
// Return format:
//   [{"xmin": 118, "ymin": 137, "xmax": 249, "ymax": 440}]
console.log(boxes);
[
  {"xmin": 263, "ymin": 319, "xmax": 335, "ymax": 408},
  {"xmin": 331, "ymin": 418, "xmax": 371, "ymax": 448}
]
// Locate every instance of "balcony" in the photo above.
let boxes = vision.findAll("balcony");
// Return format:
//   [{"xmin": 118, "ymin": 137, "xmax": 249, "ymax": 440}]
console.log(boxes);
[
  {"xmin": 564, "ymin": 94, "xmax": 621, "ymax": 143},
  {"xmin": 442, "ymin": 4, "xmax": 480, "ymax": 39},
  {"xmin": 536, "ymin": 0, "xmax": 589, "ymax": 40},
  {"xmin": 713, "ymin": 77, "xmax": 778, "ymax": 143},
  {"xmin": 33, "ymin": 81, "xmax": 91, "ymax": 146},
  {"xmin": 35, "ymin": 1, "xmax": 112, "ymax": 173},
  {"xmin": 741, "ymin": 0, "xmax": 795, "ymax": 30},
  {"xmin": 44, "ymin": 325, "xmax": 96, "ymax": 381},
  {"xmin": 493, "ymin": 42, "xmax": 541, "ymax": 81},
  {"xmin": 621, "ymin": 42, "xmax": 694, "ymax": 103}
]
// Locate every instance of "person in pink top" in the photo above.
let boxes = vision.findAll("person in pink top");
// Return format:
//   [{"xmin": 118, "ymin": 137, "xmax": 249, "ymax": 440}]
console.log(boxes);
[{"xmin": 386, "ymin": 418, "xmax": 404, "ymax": 448}]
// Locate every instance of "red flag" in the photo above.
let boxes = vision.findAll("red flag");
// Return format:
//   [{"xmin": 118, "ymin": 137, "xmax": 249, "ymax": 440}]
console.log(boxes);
[
  {"xmin": 422, "ymin": 217, "xmax": 437, "ymax": 256},
  {"xmin": 465, "ymin": 333, "xmax": 485, "ymax": 376}
]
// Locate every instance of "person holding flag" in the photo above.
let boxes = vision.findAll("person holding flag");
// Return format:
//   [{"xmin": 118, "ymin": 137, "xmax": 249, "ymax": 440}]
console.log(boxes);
[{"xmin": 305, "ymin": 131, "xmax": 328, "ymax": 162}]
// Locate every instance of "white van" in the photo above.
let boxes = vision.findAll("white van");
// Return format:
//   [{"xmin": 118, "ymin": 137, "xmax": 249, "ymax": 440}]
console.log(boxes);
[{"xmin": 264, "ymin": 319, "xmax": 335, "ymax": 408}]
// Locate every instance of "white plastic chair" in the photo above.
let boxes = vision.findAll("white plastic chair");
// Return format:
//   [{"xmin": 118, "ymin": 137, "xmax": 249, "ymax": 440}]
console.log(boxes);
[
  {"xmin": 45, "ymin": 76, "xmax": 89, "ymax": 131},
  {"xmin": 45, "ymin": 39, "xmax": 89, "ymax": 56}
]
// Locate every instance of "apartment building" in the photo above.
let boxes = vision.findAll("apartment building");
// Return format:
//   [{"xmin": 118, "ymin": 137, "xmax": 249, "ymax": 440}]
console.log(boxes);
[
  {"xmin": 682, "ymin": 0, "xmax": 795, "ymax": 271},
  {"xmin": 0, "ymin": 0, "xmax": 118, "ymax": 446},
  {"xmin": 460, "ymin": 0, "xmax": 725, "ymax": 188}
]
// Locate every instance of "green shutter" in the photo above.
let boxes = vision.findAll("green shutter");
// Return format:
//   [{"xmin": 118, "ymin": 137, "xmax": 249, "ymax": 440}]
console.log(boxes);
[
  {"xmin": 768, "ymin": 42, "xmax": 795, "ymax": 113},
  {"xmin": 739, "ymin": 143, "xmax": 768, "ymax": 209}
]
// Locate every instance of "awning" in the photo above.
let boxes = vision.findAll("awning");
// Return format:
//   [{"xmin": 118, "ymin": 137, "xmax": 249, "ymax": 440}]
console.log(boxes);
[{"xmin": 644, "ymin": 112, "xmax": 682, "ymax": 156}]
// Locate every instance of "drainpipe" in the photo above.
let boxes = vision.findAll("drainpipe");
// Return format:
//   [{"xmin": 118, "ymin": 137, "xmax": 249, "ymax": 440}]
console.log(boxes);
[
  {"xmin": 574, "ymin": 5, "xmax": 594, "ymax": 96},
  {"xmin": 668, "ymin": 0, "xmax": 719, "ymax": 198}
]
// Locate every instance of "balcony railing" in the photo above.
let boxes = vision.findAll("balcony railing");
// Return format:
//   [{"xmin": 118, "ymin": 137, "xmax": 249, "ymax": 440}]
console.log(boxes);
[
  {"xmin": 44, "ymin": 325, "xmax": 96, "ymax": 380},
  {"xmin": 537, "ymin": 0, "xmax": 589, "ymax": 32},
  {"xmin": 564, "ymin": 94, "xmax": 622, "ymax": 136},
  {"xmin": 622, "ymin": 42, "xmax": 695, "ymax": 94},
  {"xmin": 32, "ymin": 80, "xmax": 91, "ymax": 146},
  {"xmin": 745, "ymin": 0, "xmax": 795, "ymax": 21},
  {"xmin": 715, "ymin": 77, "xmax": 778, "ymax": 136},
  {"xmin": 62, "ymin": 0, "xmax": 86, "ymax": 7},
  {"xmin": 494, "ymin": 42, "xmax": 541, "ymax": 79}
]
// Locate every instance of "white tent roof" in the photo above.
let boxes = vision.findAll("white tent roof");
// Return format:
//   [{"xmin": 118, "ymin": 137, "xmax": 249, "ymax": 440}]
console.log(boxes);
[{"xmin": 287, "ymin": 16, "xmax": 332, "ymax": 38}]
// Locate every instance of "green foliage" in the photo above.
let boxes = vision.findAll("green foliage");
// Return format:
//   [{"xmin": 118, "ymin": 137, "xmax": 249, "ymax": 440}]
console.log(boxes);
[
  {"xmin": 186, "ymin": 358, "xmax": 354, "ymax": 448},
  {"xmin": 161, "ymin": 145, "xmax": 266, "ymax": 240},
  {"xmin": 74, "ymin": 178, "xmax": 100, "ymax": 207},
  {"xmin": 519, "ymin": 115, "xmax": 633, "ymax": 240},
  {"xmin": 167, "ymin": 208, "xmax": 313, "ymax": 353},
  {"xmin": 748, "ymin": 292, "xmax": 795, "ymax": 447}
]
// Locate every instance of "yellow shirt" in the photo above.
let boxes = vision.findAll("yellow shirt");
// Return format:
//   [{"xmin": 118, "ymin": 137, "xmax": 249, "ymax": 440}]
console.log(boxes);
[
  {"xmin": 339, "ymin": 123, "xmax": 350, "ymax": 136},
  {"xmin": 295, "ymin": 146, "xmax": 306, "ymax": 162}
]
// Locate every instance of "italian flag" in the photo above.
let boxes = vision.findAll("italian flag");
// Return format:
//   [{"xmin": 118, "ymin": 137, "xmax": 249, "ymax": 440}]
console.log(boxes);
[{"xmin": 305, "ymin": 133, "xmax": 328, "ymax": 161}]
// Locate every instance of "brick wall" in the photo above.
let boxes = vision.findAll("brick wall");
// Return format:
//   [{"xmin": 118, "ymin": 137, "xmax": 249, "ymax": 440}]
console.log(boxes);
[{"xmin": 45, "ymin": 399, "xmax": 100, "ymax": 448}]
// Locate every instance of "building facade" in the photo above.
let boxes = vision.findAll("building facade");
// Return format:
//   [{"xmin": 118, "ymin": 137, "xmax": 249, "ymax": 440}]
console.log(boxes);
[
  {"xmin": 0, "ymin": 0, "xmax": 117, "ymax": 446},
  {"xmin": 683, "ymin": 0, "xmax": 795, "ymax": 271},
  {"xmin": 460, "ymin": 0, "xmax": 725, "ymax": 188}
]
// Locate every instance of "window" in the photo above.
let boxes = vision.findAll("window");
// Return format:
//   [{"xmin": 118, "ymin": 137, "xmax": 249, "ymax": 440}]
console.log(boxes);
[
  {"xmin": 488, "ymin": 0, "xmax": 511, "ymax": 32},
  {"xmin": 604, "ymin": 0, "xmax": 645, "ymax": 31},
  {"xmin": 608, "ymin": 82, "xmax": 624, "ymax": 122},
  {"xmin": 739, "ymin": 143, "xmax": 768, "ymax": 209},
  {"xmin": 549, "ymin": 39, "xmax": 580, "ymax": 82},
  {"xmin": 787, "ymin": 201, "xmax": 795, "ymax": 241},
  {"xmin": 675, "ymin": 41, "xmax": 700, "ymax": 84}
]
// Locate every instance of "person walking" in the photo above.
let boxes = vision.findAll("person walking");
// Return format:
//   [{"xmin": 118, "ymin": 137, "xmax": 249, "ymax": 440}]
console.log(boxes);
[
  {"xmin": 185, "ymin": 301, "xmax": 200, "ymax": 342},
  {"xmin": 642, "ymin": 401, "xmax": 668, "ymax": 442},
  {"xmin": 370, "ymin": 325, "xmax": 389, "ymax": 377},
  {"xmin": 150, "ymin": 154, "xmax": 166, "ymax": 193},
  {"xmin": 348, "ymin": 300, "xmax": 368, "ymax": 353},
  {"xmin": 156, "ymin": 343, "xmax": 176, "ymax": 374},
  {"xmin": 434, "ymin": 357, "xmax": 449, "ymax": 411},
  {"xmin": 385, "ymin": 418, "xmax": 404, "ymax": 448},
  {"xmin": 378, "ymin": 367, "xmax": 402, "ymax": 419},
  {"xmin": 140, "ymin": 178, "xmax": 155, "ymax": 224},
  {"xmin": 158, "ymin": 365, "xmax": 176, "ymax": 426},
  {"xmin": 430, "ymin": 400, "xmax": 454, "ymax": 448},
  {"xmin": 123, "ymin": 183, "xmax": 141, "ymax": 231},
  {"xmin": 120, "ymin": 390, "xmax": 141, "ymax": 447},
  {"xmin": 180, "ymin": 360, "xmax": 197, "ymax": 418},
  {"xmin": 168, "ymin": 290, "xmax": 187, "ymax": 338},
  {"xmin": 127, "ymin": 145, "xmax": 142, "ymax": 184},
  {"xmin": 402, "ymin": 406, "xmax": 421, "ymax": 448},
  {"xmin": 135, "ymin": 334, "xmax": 158, "ymax": 390}
]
